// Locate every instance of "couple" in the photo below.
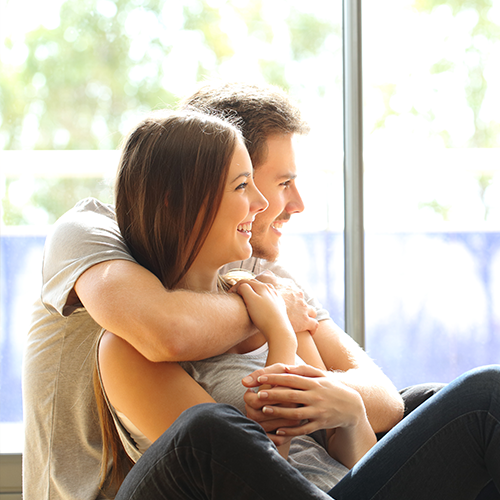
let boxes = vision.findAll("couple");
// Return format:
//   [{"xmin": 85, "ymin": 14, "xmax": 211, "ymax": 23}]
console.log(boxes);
[
  {"xmin": 24, "ymin": 82, "xmax": 499, "ymax": 500},
  {"xmin": 100, "ymin": 108, "xmax": 500, "ymax": 499}
]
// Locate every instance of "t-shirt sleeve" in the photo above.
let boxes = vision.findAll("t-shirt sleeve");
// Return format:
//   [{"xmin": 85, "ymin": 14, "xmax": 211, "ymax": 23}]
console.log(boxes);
[{"xmin": 41, "ymin": 198, "xmax": 136, "ymax": 317}]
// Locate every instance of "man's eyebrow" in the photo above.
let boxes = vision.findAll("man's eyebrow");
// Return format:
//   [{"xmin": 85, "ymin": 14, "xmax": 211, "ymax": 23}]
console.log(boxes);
[{"xmin": 276, "ymin": 172, "xmax": 298, "ymax": 181}]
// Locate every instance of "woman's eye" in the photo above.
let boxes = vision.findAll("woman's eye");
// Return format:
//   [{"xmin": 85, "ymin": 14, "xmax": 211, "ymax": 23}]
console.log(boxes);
[{"xmin": 236, "ymin": 182, "xmax": 248, "ymax": 190}]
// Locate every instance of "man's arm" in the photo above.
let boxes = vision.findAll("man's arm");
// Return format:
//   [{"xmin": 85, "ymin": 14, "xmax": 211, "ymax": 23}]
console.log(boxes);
[
  {"xmin": 75, "ymin": 259, "xmax": 318, "ymax": 363},
  {"xmin": 312, "ymin": 318, "xmax": 404, "ymax": 433},
  {"xmin": 75, "ymin": 260, "xmax": 256, "ymax": 362}
]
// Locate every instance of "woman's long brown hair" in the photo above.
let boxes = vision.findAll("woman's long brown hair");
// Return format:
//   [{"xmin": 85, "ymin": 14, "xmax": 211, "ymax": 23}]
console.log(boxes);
[
  {"xmin": 95, "ymin": 110, "xmax": 242, "ymax": 493},
  {"xmin": 116, "ymin": 109, "xmax": 241, "ymax": 288}
]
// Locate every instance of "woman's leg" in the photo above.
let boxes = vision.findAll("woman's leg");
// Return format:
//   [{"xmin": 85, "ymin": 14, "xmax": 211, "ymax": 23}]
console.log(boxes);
[
  {"xmin": 330, "ymin": 365, "xmax": 500, "ymax": 500},
  {"xmin": 115, "ymin": 403, "xmax": 332, "ymax": 500}
]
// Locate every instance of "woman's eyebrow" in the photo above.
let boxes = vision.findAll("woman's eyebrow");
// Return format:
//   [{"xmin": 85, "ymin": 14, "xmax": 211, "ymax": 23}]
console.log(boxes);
[{"xmin": 230, "ymin": 172, "xmax": 252, "ymax": 183}]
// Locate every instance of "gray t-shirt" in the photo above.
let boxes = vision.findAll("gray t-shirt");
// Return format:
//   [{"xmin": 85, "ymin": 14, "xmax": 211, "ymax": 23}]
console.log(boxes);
[{"xmin": 23, "ymin": 197, "xmax": 331, "ymax": 500}]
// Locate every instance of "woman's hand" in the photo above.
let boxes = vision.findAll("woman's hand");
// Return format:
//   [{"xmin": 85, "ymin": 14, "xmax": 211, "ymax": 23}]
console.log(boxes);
[
  {"xmin": 232, "ymin": 279, "xmax": 296, "ymax": 349},
  {"xmin": 242, "ymin": 363, "xmax": 377, "ymax": 467},
  {"xmin": 255, "ymin": 271, "xmax": 318, "ymax": 335},
  {"xmin": 242, "ymin": 363, "xmax": 367, "ymax": 435}
]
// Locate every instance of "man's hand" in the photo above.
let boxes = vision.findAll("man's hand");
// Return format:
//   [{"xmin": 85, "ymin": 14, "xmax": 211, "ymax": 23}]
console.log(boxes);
[{"xmin": 256, "ymin": 271, "xmax": 318, "ymax": 335}]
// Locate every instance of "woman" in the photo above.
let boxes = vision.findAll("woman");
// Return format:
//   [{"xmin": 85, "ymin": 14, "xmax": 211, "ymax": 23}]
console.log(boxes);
[{"xmin": 95, "ymin": 109, "xmax": 376, "ymax": 493}]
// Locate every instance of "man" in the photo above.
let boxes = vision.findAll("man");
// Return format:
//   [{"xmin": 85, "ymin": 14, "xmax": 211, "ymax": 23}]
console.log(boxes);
[{"xmin": 23, "ymin": 82, "xmax": 403, "ymax": 500}]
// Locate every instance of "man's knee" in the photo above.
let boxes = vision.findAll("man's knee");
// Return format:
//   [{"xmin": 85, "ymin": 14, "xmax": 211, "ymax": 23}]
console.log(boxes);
[{"xmin": 400, "ymin": 382, "xmax": 447, "ymax": 417}]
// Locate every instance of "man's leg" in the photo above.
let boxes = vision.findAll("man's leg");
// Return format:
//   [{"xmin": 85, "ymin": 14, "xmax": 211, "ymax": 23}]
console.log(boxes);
[
  {"xmin": 330, "ymin": 365, "xmax": 500, "ymax": 500},
  {"xmin": 376, "ymin": 382, "xmax": 446, "ymax": 441},
  {"xmin": 115, "ymin": 403, "xmax": 331, "ymax": 500},
  {"xmin": 399, "ymin": 382, "xmax": 447, "ymax": 417}
]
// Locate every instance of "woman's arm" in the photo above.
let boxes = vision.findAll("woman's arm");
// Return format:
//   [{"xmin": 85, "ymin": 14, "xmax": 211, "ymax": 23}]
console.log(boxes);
[
  {"xmin": 98, "ymin": 330, "xmax": 215, "ymax": 443},
  {"xmin": 234, "ymin": 280, "xmax": 298, "ymax": 458}
]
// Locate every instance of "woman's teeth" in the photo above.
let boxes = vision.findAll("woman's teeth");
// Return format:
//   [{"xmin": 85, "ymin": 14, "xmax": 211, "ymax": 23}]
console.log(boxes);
[{"xmin": 237, "ymin": 222, "xmax": 252, "ymax": 233}]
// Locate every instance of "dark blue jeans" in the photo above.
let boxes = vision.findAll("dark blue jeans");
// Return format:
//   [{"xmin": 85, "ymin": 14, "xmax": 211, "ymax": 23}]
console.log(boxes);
[{"xmin": 115, "ymin": 365, "xmax": 500, "ymax": 500}]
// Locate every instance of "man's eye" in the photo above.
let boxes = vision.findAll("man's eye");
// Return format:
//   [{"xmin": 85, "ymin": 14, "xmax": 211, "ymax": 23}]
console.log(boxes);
[{"xmin": 281, "ymin": 181, "xmax": 291, "ymax": 188}]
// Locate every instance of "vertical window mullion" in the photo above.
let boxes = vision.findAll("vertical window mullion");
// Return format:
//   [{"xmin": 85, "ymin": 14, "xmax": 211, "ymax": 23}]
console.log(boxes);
[{"xmin": 343, "ymin": 0, "xmax": 365, "ymax": 347}]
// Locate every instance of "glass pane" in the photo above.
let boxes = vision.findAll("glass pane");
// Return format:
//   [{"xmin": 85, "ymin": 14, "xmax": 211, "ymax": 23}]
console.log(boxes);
[
  {"xmin": 363, "ymin": 0, "xmax": 500, "ymax": 389},
  {"xmin": 1, "ymin": 0, "xmax": 343, "ymax": 452}
]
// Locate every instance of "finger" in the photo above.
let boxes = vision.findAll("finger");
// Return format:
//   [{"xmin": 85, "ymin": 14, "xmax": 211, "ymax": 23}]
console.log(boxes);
[
  {"xmin": 281, "ymin": 364, "xmax": 326, "ymax": 378},
  {"xmin": 255, "ymin": 270, "xmax": 278, "ymax": 285},
  {"xmin": 261, "ymin": 404, "xmax": 314, "ymax": 422},
  {"xmin": 276, "ymin": 421, "xmax": 321, "ymax": 438},
  {"xmin": 267, "ymin": 433, "xmax": 293, "ymax": 447},
  {"xmin": 305, "ymin": 316, "xmax": 319, "ymax": 334},
  {"xmin": 242, "ymin": 363, "xmax": 291, "ymax": 387},
  {"xmin": 253, "ymin": 371, "xmax": 324, "ymax": 391},
  {"xmin": 243, "ymin": 389, "xmax": 265, "ymax": 409},
  {"xmin": 258, "ymin": 418, "xmax": 303, "ymax": 432},
  {"xmin": 235, "ymin": 282, "xmax": 260, "ymax": 300},
  {"xmin": 307, "ymin": 305, "xmax": 317, "ymax": 319}
]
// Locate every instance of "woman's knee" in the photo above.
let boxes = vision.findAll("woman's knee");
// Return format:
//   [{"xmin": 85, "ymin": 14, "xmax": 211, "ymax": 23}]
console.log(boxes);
[
  {"xmin": 168, "ymin": 403, "xmax": 264, "ymax": 446},
  {"xmin": 455, "ymin": 365, "xmax": 500, "ymax": 409},
  {"xmin": 461, "ymin": 365, "xmax": 500, "ymax": 390}
]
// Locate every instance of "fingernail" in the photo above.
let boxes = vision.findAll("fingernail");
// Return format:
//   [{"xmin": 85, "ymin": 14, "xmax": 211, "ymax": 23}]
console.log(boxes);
[
  {"xmin": 242, "ymin": 376, "xmax": 253, "ymax": 384},
  {"xmin": 257, "ymin": 376, "xmax": 268, "ymax": 383},
  {"xmin": 258, "ymin": 391, "xmax": 268, "ymax": 399},
  {"xmin": 276, "ymin": 430, "xmax": 286, "ymax": 436},
  {"xmin": 262, "ymin": 406, "xmax": 273, "ymax": 414}
]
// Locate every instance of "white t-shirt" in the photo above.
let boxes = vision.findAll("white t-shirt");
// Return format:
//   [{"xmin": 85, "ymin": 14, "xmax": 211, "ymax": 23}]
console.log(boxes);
[{"xmin": 23, "ymin": 197, "xmax": 330, "ymax": 500}]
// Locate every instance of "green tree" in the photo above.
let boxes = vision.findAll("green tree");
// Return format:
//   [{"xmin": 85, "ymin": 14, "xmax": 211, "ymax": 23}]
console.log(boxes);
[
  {"xmin": 1, "ymin": 0, "xmax": 177, "ymax": 151},
  {"xmin": 1, "ymin": 0, "xmax": 338, "ymax": 224}
]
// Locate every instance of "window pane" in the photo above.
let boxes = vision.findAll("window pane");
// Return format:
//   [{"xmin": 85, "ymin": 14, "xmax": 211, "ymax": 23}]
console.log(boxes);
[
  {"xmin": 363, "ymin": 0, "xmax": 500, "ymax": 389},
  {"xmin": 1, "ymin": 0, "xmax": 343, "ymax": 452}
]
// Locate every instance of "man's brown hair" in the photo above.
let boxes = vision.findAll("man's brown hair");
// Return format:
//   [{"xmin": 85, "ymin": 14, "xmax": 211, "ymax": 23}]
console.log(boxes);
[{"xmin": 180, "ymin": 82, "xmax": 309, "ymax": 168}]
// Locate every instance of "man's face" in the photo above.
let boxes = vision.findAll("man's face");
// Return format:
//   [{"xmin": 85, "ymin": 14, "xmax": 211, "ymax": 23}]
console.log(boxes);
[{"xmin": 250, "ymin": 134, "xmax": 304, "ymax": 261}]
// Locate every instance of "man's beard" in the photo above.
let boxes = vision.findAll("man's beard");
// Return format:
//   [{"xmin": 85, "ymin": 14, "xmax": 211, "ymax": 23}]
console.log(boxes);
[
  {"xmin": 249, "ymin": 214, "xmax": 290, "ymax": 262},
  {"xmin": 250, "ymin": 233, "xmax": 279, "ymax": 262}
]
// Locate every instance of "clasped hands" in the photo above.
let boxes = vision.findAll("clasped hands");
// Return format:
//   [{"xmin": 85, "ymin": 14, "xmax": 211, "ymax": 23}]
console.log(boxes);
[{"xmin": 242, "ymin": 363, "xmax": 365, "ymax": 447}]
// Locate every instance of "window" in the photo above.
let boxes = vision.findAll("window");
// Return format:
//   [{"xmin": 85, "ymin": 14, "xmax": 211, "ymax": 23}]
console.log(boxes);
[{"xmin": 363, "ymin": 0, "xmax": 500, "ymax": 389}]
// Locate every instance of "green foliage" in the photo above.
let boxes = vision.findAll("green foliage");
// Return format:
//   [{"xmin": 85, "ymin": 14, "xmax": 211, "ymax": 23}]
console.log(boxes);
[
  {"xmin": 259, "ymin": 60, "xmax": 289, "ymax": 91},
  {"xmin": 418, "ymin": 199, "xmax": 451, "ymax": 220},
  {"xmin": 430, "ymin": 59, "xmax": 455, "ymax": 74},
  {"xmin": 2, "ymin": 177, "xmax": 114, "ymax": 225},
  {"xmin": 412, "ymin": 0, "xmax": 500, "ymax": 149},
  {"xmin": 2, "ymin": 0, "xmax": 339, "ymax": 225},
  {"xmin": 413, "ymin": 0, "xmax": 493, "ymax": 15},
  {"xmin": 288, "ymin": 10, "xmax": 335, "ymax": 61},
  {"xmin": 183, "ymin": 2, "xmax": 234, "ymax": 63},
  {"xmin": 372, "ymin": 83, "xmax": 398, "ymax": 131},
  {"xmin": 1, "ymin": 0, "xmax": 177, "ymax": 151},
  {"xmin": 234, "ymin": 0, "xmax": 273, "ymax": 44}
]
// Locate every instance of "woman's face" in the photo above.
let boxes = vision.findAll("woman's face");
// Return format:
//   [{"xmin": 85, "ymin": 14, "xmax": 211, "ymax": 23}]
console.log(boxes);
[{"xmin": 194, "ymin": 141, "xmax": 268, "ymax": 273}]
